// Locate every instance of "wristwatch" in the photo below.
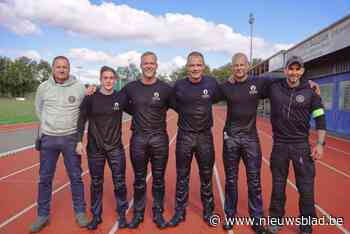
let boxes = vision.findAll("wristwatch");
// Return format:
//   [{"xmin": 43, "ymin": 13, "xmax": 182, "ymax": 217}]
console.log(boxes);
[{"xmin": 316, "ymin": 140, "xmax": 326, "ymax": 146}]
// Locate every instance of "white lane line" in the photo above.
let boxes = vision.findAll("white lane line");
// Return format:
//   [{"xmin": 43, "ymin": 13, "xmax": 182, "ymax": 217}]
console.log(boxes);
[
  {"xmin": 0, "ymin": 145, "xmax": 35, "ymax": 158},
  {"xmin": 0, "ymin": 118, "xmax": 133, "ymax": 230},
  {"xmin": 213, "ymin": 114, "xmax": 242, "ymax": 234},
  {"xmin": 261, "ymin": 157, "xmax": 350, "ymax": 234},
  {"xmin": 216, "ymin": 114, "xmax": 350, "ymax": 233},
  {"xmin": 258, "ymin": 129, "xmax": 350, "ymax": 180},
  {"xmin": 0, "ymin": 118, "xmax": 132, "ymax": 158},
  {"xmin": 0, "ymin": 119, "xmax": 132, "ymax": 181},
  {"xmin": 0, "ymin": 163, "xmax": 40, "ymax": 182},
  {"xmin": 108, "ymin": 132, "xmax": 178, "ymax": 234},
  {"xmin": 257, "ymin": 118, "xmax": 350, "ymax": 155},
  {"xmin": 0, "ymin": 170, "xmax": 89, "ymax": 230},
  {"xmin": 213, "ymin": 165, "xmax": 234, "ymax": 234}
]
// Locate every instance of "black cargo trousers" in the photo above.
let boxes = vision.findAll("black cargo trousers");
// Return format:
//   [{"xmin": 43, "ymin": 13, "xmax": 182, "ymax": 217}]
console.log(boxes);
[
  {"xmin": 87, "ymin": 145, "xmax": 128, "ymax": 217},
  {"xmin": 269, "ymin": 142, "xmax": 316, "ymax": 219},
  {"xmin": 223, "ymin": 132, "xmax": 264, "ymax": 220},
  {"xmin": 130, "ymin": 131, "xmax": 169, "ymax": 215},
  {"xmin": 174, "ymin": 129, "xmax": 215, "ymax": 213}
]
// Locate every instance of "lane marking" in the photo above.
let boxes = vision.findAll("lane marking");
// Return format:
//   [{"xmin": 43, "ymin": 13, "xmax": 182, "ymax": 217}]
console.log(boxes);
[
  {"xmin": 0, "ymin": 163, "xmax": 40, "ymax": 182},
  {"xmin": 0, "ymin": 118, "xmax": 132, "ymax": 158},
  {"xmin": 0, "ymin": 119, "xmax": 132, "ymax": 180},
  {"xmin": 216, "ymin": 113, "xmax": 350, "ymax": 234},
  {"xmin": 213, "ymin": 165, "xmax": 234, "ymax": 234},
  {"xmin": 258, "ymin": 129, "xmax": 350, "ymax": 180},
  {"xmin": 261, "ymin": 157, "xmax": 350, "ymax": 234}
]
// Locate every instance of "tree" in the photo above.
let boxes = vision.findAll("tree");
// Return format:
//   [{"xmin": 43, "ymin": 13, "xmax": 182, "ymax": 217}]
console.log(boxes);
[
  {"xmin": 0, "ymin": 56, "xmax": 51, "ymax": 97},
  {"xmin": 212, "ymin": 63, "xmax": 232, "ymax": 83},
  {"xmin": 36, "ymin": 60, "xmax": 52, "ymax": 82}
]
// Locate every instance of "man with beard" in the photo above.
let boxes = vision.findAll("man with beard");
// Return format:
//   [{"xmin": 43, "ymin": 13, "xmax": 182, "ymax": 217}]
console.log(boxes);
[{"xmin": 266, "ymin": 56, "xmax": 326, "ymax": 234}]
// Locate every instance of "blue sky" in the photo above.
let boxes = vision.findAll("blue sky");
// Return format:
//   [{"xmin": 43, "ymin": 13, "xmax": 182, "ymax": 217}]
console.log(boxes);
[{"xmin": 0, "ymin": 0, "xmax": 349, "ymax": 83}]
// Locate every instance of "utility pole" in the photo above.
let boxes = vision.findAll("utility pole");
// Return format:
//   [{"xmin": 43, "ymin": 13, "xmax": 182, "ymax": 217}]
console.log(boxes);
[{"xmin": 249, "ymin": 13, "xmax": 255, "ymax": 65}]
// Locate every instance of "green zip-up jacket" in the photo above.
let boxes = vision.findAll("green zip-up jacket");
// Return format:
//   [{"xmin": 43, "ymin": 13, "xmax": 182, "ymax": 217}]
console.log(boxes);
[{"xmin": 35, "ymin": 75, "xmax": 85, "ymax": 136}]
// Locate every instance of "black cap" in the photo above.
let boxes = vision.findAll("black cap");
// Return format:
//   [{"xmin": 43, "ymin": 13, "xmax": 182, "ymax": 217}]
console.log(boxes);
[{"xmin": 285, "ymin": 55, "xmax": 304, "ymax": 69}]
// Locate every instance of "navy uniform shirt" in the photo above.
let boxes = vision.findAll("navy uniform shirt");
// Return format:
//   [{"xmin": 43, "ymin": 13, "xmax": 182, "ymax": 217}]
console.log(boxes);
[
  {"xmin": 77, "ymin": 90, "xmax": 129, "ymax": 153},
  {"xmin": 268, "ymin": 80, "xmax": 326, "ymax": 143},
  {"xmin": 174, "ymin": 76, "xmax": 219, "ymax": 133},
  {"xmin": 122, "ymin": 79, "xmax": 175, "ymax": 134},
  {"xmin": 217, "ymin": 76, "xmax": 275, "ymax": 137}
]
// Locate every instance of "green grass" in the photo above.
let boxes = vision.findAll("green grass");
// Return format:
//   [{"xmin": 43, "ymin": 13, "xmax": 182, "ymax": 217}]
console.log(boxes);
[{"xmin": 0, "ymin": 97, "xmax": 38, "ymax": 125}]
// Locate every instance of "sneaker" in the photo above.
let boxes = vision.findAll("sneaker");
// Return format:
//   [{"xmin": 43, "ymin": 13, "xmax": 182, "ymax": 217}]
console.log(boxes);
[
  {"xmin": 29, "ymin": 216, "xmax": 50, "ymax": 233},
  {"xmin": 75, "ymin": 212, "xmax": 89, "ymax": 227}
]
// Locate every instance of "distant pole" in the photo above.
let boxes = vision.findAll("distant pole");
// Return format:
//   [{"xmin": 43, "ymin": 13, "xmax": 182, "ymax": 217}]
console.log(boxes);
[
  {"xmin": 249, "ymin": 13, "xmax": 255, "ymax": 65},
  {"xmin": 76, "ymin": 66, "xmax": 83, "ymax": 80}
]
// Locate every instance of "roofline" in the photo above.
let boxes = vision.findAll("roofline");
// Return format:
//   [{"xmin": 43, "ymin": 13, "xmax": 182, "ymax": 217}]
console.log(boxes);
[{"xmin": 287, "ymin": 14, "xmax": 350, "ymax": 53}]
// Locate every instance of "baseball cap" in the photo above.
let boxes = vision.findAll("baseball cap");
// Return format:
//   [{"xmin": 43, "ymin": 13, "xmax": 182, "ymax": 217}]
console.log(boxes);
[{"xmin": 285, "ymin": 56, "xmax": 304, "ymax": 69}]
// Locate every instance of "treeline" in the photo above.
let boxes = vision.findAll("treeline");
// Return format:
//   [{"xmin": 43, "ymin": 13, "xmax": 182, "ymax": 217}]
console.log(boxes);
[
  {"xmin": 0, "ymin": 56, "xmax": 51, "ymax": 97},
  {"xmin": 169, "ymin": 58, "xmax": 262, "ymax": 83}
]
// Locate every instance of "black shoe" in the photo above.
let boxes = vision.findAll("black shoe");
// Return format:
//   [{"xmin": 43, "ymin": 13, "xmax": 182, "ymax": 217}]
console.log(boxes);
[
  {"xmin": 223, "ymin": 216, "xmax": 234, "ymax": 230},
  {"xmin": 128, "ymin": 213, "xmax": 144, "ymax": 229},
  {"xmin": 203, "ymin": 210, "xmax": 214, "ymax": 226},
  {"xmin": 118, "ymin": 214, "xmax": 128, "ymax": 229},
  {"xmin": 252, "ymin": 223, "xmax": 267, "ymax": 234},
  {"xmin": 167, "ymin": 210, "xmax": 186, "ymax": 227},
  {"xmin": 87, "ymin": 216, "xmax": 102, "ymax": 230},
  {"xmin": 153, "ymin": 212, "xmax": 167, "ymax": 229}
]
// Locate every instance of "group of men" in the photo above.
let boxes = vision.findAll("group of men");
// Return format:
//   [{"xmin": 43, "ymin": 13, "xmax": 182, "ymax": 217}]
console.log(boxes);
[{"xmin": 31, "ymin": 50, "xmax": 326, "ymax": 234}]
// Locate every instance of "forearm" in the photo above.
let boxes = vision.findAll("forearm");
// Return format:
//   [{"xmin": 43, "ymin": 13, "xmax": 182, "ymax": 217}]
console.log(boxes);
[
  {"xmin": 34, "ymin": 89, "xmax": 43, "ymax": 121},
  {"xmin": 316, "ymin": 129, "xmax": 326, "ymax": 145}
]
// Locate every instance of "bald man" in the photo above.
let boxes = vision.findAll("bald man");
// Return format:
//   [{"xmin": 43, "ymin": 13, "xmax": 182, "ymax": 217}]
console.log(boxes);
[{"xmin": 216, "ymin": 53, "xmax": 273, "ymax": 233}]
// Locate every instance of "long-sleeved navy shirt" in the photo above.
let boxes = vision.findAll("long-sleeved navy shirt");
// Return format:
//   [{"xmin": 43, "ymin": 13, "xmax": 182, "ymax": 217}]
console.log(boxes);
[
  {"xmin": 121, "ymin": 79, "xmax": 175, "ymax": 134},
  {"xmin": 174, "ymin": 76, "xmax": 219, "ymax": 133},
  {"xmin": 268, "ymin": 79, "xmax": 326, "ymax": 143},
  {"xmin": 77, "ymin": 90, "xmax": 129, "ymax": 153},
  {"xmin": 216, "ymin": 76, "xmax": 275, "ymax": 137}
]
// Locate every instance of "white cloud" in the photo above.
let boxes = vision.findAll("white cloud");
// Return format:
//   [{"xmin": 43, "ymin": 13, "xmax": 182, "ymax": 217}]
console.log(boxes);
[
  {"xmin": 68, "ymin": 48, "xmax": 186, "ymax": 77},
  {"xmin": 158, "ymin": 56, "xmax": 186, "ymax": 75},
  {"xmin": 0, "ymin": 0, "xmax": 291, "ymax": 58},
  {"xmin": 20, "ymin": 50, "xmax": 41, "ymax": 61},
  {"xmin": 68, "ymin": 48, "xmax": 141, "ymax": 67}
]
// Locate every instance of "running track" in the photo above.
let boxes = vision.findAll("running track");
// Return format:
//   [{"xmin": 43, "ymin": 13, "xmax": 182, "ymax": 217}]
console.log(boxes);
[{"xmin": 0, "ymin": 107, "xmax": 349, "ymax": 234}]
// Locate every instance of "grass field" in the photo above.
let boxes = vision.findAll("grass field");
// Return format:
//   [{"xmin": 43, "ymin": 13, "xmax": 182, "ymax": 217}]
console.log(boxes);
[{"xmin": 0, "ymin": 97, "xmax": 38, "ymax": 124}]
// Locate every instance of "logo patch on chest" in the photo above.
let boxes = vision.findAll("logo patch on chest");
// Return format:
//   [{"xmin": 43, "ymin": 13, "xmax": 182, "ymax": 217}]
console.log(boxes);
[
  {"xmin": 201, "ymin": 89, "xmax": 210, "ymax": 99},
  {"xmin": 296, "ymin": 95, "xmax": 305, "ymax": 103},
  {"xmin": 68, "ymin": 96, "xmax": 76, "ymax": 103},
  {"xmin": 152, "ymin": 92, "xmax": 160, "ymax": 101},
  {"xmin": 113, "ymin": 102, "xmax": 120, "ymax": 111},
  {"xmin": 249, "ymin": 85, "xmax": 258, "ymax": 95}
]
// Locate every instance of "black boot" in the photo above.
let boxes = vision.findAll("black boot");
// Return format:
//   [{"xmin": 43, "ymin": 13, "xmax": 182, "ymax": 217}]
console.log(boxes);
[
  {"xmin": 203, "ymin": 209, "xmax": 214, "ymax": 226},
  {"xmin": 251, "ymin": 223, "xmax": 267, "ymax": 234},
  {"xmin": 167, "ymin": 210, "xmax": 186, "ymax": 227},
  {"xmin": 118, "ymin": 213, "xmax": 128, "ymax": 229},
  {"xmin": 128, "ymin": 212, "xmax": 144, "ymax": 229},
  {"xmin": 153, "ymin": 212, "xmax": 167, "ymax": 229},
  {"xmin": 87, "ymin": 216, "xmax": 102, "ymax": 230}
]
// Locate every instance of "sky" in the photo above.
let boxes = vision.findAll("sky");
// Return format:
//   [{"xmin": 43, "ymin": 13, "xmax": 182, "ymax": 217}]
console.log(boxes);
[{"xmin": 0, "ymin": 0, "xmax": 349, "ymax": 83}]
